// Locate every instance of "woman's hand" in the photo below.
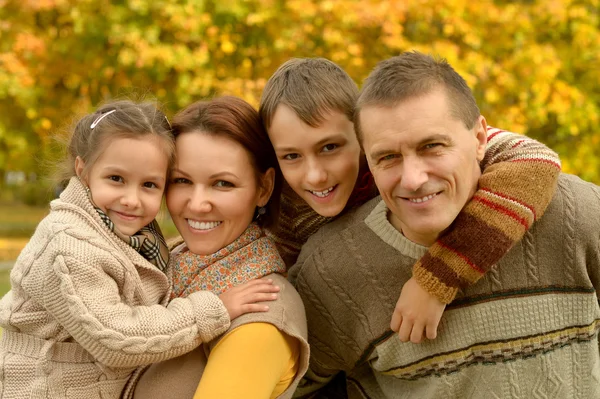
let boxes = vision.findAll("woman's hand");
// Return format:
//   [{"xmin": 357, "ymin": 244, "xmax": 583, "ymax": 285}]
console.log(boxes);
[{"xmin": 219, "ymin": 279, "xmax": 280, "ymax": 320}]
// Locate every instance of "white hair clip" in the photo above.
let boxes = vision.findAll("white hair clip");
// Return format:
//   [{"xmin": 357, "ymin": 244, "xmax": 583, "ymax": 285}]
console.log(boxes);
[{"xmin": 90, "ymin": 109, "xmax": 117, "ymax": 129}]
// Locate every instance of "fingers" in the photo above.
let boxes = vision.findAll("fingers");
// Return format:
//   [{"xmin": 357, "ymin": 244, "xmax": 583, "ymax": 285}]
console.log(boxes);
[
  {"xmin": 410, "ymin": 322, "xmax": 425, "ymax": 344},
  {"xmin": 398, "ymin": 317, "xmax": 413, "ymax": 343},
  {"xmin": 425, "ymin": 320, "xmax": 439, "ymax": 340},
  {"xmin": 390, "ymin": 311, "xmax": 402, "ymax": 332},
  {"xmin": 243, "ymin": 292, "xmax": 278, "ymax": 304},
  {"xmin": 239, "ymin": 303, "xmax": 270, "ymax": 314}
]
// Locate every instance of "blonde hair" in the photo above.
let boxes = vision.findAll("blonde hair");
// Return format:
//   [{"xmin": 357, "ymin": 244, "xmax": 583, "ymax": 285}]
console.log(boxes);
[{"xmin": 57, "ymin": 100, "xmax": 174, "ymax": 183}]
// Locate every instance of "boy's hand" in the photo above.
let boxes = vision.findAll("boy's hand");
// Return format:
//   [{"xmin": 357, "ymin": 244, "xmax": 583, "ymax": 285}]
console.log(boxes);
[
  {"xmin": 390, "ymin": 277, "xmax": 446, "ymax": 343},
  {"xmin": 219, "ymin": 279, "xmax": 280, "ymax": 320}
]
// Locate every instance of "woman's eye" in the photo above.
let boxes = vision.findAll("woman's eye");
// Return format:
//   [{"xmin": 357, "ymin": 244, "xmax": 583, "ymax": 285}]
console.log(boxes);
[
  {"xmin": 108, "ymin": 175, "xmax": 123, "ymax": 183},
  {"xmin": 283, "ymin": 153, "xmax": 300, "ymax": 161},
  {"xmin": 172, "ymin": 177, "xmax": 190, "ymax": 184},
  {"xmin": 322, "ymin": 143, "xmax": 338, "ymax": 152},
  {"xmin": 215, "ymin": 180, "xmax": 234, "ymax": 188}
]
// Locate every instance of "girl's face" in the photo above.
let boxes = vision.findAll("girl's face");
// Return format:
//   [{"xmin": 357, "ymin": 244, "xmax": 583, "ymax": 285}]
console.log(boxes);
[
  {"xmin": 267, "ymin": 105, "xmax": 361, "ymax": 217},
  {"xmin": 166, "ymin": 132, "xmax": 274, "ymax": 255},
  {"xmin": 76, "ymin": 136, "xmax": 168, "ymax": 235}
]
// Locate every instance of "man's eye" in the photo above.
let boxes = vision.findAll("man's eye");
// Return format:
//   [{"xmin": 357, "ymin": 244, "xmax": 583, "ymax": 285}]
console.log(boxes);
[
  {"xmin": 172, "ymin": 177, "xmax": 190, "ymax": 184},
  {"xmin": 283, "ymin": 153, "xmax": 300, "ymax": 161},
  {"xmin": 215, "ymin": 180, "xmax": 234, "ymax": 188},
  {"xmin": 322, "ymin": 144, "xmax": 338, "ymax": 152},
  {"xmin": 381, "ymin": 154, "xmax": 398, "ymax": 161}
]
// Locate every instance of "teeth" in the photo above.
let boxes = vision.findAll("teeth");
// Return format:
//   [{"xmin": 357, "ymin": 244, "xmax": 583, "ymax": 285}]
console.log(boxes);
[
  {"xmin": 310, "ymin": 186, "xmax": 335, "ymax": 198},
  {"xmin": 187, "ymin": 220, "xmax": 222, "ymax": 230},
  {"xmin": 409, "ymin": 193, "xmax": 437, "ymax": 203}
]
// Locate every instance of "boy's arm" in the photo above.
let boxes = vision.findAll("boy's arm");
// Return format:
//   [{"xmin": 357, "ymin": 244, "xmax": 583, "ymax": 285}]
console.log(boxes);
[{"xmin": 393, "ymin": 127, "xmax": 561, "ymax": 342}]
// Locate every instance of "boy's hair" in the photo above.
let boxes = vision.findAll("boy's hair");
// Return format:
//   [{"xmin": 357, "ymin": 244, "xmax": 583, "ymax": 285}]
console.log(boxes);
[
  {"xmin": 172, "ymin": 96, "xmax": 282, "ymax": 229},
  {"xmin": 58, "ymin": 100, "xmax": 175, "ymax": 183},
  {"xmin": 355, "ymin": 51, "xmax": 480, "ymax": 141},
  {"xmin": 259, "ymin": 58, "xmax": 359, "ymax": 129}
]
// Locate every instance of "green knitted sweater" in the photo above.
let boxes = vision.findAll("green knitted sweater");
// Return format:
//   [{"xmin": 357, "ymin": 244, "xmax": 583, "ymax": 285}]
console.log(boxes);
[{"xmin": 291, "ymin": 173, "xmax": 600, "ymax": 398}]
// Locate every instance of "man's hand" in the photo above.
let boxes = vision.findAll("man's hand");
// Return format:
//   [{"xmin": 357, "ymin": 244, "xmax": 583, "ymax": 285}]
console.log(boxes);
[
  {"xmin": 219, "ymin": 279, "xmax": 280, "ymax": 320},
  {"xmin": 390, "ymin": 277, "xmax": 446, "ymax": 343}
]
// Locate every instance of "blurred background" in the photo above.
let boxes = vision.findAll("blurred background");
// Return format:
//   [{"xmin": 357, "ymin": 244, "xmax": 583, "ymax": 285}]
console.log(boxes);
[{"xmin": 0, "ymin": 0, "xmax": 599, "ymax": 288}]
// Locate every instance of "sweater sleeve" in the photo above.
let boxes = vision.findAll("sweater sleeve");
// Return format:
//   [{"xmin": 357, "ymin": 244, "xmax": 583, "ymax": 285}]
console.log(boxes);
[
  {"xmin": 412, "ymin": 126, "xmax": 562, "ymax": 303},
  {"xmin": 36, "ymin": 234, "xmax": 230, "ymax": 368}
]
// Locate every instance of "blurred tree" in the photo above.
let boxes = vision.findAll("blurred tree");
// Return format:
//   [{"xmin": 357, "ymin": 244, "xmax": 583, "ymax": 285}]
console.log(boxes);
[{"xmin": 0, "ymin": 0, "xmax": 598, "ymax": 184}]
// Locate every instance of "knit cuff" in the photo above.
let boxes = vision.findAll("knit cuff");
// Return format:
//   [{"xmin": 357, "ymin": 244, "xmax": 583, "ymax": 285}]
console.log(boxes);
[
  {"xmin": 188, "ymin": 291, "xmax": 231, "ymax": 342},
  {"xmin": 412, "ymin": 263, "xmax": 459, "ymax": 304}
]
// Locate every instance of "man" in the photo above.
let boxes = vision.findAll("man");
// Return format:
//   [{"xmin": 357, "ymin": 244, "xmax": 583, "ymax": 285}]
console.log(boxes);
[{"xmin": 290, "ymin": 51, "xmax": 600, "ymax": 398}]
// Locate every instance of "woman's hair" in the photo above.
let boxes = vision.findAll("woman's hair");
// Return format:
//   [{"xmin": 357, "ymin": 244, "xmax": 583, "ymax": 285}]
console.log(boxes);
[
  {"xmin": 57, "ymin": 100, "xmax": 175, "ymax": 183},
  {"xmin": 172, "ymin": 96, "xmax": 282, "ymax": 228}
]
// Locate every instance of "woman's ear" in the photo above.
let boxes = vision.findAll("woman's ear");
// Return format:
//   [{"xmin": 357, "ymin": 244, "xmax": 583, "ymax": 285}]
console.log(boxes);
[
  {"xmin": 257, "ymin": 168, "xmax": 275, "ymax": 207},
  {"xmin": 75, "ymin": 156, "xmax": 86, "ymax": 182}
]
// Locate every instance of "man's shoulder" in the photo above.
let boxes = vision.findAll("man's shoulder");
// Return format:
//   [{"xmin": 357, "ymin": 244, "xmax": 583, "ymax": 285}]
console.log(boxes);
[{"xmin": 301, "ymin": 196, "xmax": 381, "ymax": 254}]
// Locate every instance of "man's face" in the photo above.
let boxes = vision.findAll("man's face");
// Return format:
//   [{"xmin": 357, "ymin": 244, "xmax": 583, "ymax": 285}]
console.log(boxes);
[
  {"xmin": 268, "ymin": 104, "xmax": 361, "ymax": 217},
  {"xmin": 361, "ymin": 89, "xmax": 487, "ymax": 246}
]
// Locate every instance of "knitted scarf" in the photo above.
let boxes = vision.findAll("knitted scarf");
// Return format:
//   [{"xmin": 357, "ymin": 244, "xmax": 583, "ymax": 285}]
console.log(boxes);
[
  {"xmin": 85, "ymin": 185, "xmax": 169, "ymax": 272},
  {"xmin": 170, "ymin": 223, "xmax": 286, "ymax": 299}
]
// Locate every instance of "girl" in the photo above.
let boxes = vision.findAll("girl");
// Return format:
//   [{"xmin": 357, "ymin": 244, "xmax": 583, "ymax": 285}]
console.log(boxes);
[{"xmin": 0, "ymin": 100, "xmax": 278, "ymax": 398}]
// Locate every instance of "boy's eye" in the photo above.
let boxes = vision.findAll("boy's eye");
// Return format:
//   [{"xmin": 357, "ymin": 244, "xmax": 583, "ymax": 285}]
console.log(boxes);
[
  {"xmin": 108, "ymin": 175, "xmax": 123, "ymax": 183},
  {"xmin": 283, "ymin": 153, "xmax": 300, "ymax": 161},
  {"xmin": 215, "ymin": 180, "xmax": 234, "ymax": 188},
  {"xmin": 423, "ymin": 143, "xmax": 442, "ymax": 150},
  {"xmin": 172, "ymin": 177, "xmax": 191, "ymax": 184},
  {"xmin": 322, "ymin": 143, "xmax": 338, "ymax": 152}
]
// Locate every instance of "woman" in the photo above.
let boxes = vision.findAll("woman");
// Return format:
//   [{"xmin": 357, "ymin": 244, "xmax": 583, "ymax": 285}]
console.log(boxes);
[{"xmin": 130, "ymin": 97, "xmax": 308, "ymax": 399}]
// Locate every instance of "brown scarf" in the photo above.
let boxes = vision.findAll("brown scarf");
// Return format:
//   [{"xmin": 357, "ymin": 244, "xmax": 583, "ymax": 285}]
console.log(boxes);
[{"xmin": 170, "ymin": 223, "xmax": 286, "ymax": 298}]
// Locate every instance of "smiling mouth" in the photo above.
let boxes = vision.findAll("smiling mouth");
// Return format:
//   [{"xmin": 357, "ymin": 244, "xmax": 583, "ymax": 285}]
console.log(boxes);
[
  {"xmin": 187, "ymin": 219, "xmax": 222, "ymax": 231},
  {"xmin": 405, "ymin": 192, "xmax": 439, "ymax": 203},
  {"xmin": 308, "ymin": 185, "xmax": 337, "ymax": 198},
  {"xmin": 113, "ymin": 211, "xmax": 140, "ymax": 220}
]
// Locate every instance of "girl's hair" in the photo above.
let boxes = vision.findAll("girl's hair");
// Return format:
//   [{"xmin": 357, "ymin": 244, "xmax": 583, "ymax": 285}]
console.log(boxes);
[
  {"xmin": 57, "ymin": 100, "xmax": 175, "ymax": 183},
  {"xmin": 172, "ymin": 96, "xmax": 282, "ymax": 228}
]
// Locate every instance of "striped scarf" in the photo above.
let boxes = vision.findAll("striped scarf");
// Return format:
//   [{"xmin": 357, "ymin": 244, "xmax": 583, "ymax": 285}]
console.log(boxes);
[
  {"xmin": 170, "ymin": 223, "xmax": 286, "ymax": 298},
  {"xmin": 85, "ymin": 186, "xmax": 169, "ymax": 272}
]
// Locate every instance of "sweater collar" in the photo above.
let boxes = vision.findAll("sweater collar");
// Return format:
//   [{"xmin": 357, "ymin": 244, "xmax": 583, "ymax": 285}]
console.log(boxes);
[{"xmin": 364, "ymin": 200, "xmax": 429, "ymax": 259}]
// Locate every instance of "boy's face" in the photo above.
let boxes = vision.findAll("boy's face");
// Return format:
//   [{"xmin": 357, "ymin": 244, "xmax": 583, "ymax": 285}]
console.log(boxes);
[{"xmin": 268, "ymin": 104, "xmax": 361, "ymax": 217}]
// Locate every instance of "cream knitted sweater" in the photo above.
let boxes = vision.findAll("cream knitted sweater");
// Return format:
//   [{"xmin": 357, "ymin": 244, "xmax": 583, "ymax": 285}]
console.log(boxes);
[{"xmin": 0, "ymin": 178, "xmax": 230, "ymax": 399}]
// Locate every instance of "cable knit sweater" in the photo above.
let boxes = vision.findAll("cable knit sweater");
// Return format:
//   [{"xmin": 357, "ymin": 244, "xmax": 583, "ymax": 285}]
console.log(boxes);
[
  {"xmin": 290, "ymin": 174, "xmax": 600, "ymax": 398},
  {"xmin": 269, "ymin": 127, "xmax": 561, "ymax": 303},
  {"xmin": 0, "ymin": 177, "xmax": 230, "ymax": 399}
]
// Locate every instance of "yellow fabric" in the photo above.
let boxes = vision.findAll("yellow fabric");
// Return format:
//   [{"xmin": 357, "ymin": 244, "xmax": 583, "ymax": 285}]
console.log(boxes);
[{"xmin": 194, "ymin": 322, "xmax": 299, "ymax": 399}]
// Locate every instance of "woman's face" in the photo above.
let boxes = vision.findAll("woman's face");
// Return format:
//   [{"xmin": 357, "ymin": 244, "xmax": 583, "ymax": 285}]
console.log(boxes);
[{"xmin": 166, "ymin": 132, "xmax": 273, "ymax": 255}]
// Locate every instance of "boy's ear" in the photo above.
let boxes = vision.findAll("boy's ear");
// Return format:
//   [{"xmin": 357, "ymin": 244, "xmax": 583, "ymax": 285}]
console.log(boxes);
[
  {"xmin": 257, "ymin": 168, "xmax": 275, "ymax": 207},
  {"xmin": 474, "ymin": 116, "xmax": 488, "ymax": 162},
  {"xmin": 75, "ymin": 156, "xmax": 86, "ymax": 181}
]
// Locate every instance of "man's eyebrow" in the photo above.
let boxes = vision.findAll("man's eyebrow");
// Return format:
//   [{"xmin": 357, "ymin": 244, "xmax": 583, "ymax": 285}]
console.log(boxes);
[{"xmin": 417, "ymin": 133, "xmax": 453, "ymax": 145}]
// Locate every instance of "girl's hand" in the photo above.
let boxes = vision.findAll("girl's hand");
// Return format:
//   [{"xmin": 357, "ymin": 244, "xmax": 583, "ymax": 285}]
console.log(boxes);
[{"xmin": 219, "ymin": 279, "xmax": 280, "ymax": 320}]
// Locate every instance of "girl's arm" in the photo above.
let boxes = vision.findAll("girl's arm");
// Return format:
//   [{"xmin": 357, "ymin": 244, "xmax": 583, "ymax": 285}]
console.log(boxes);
[
  {"xmin": 194, "ymin": 323, "xmax": 299, "ymax": 399},
  {"xmin": 393, "ymin": 127, "xmax": 561, "ymax": 342}
]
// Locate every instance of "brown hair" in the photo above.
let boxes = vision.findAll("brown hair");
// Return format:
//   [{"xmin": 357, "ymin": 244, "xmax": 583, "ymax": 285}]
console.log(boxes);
[
  {"xmin": 259, "ymin": 58, "xmax": 359, "ymax": 130},
  {"xmin": 355, "ymin": 51, "xmax": 480, "ymax": 141},
  {"xmin": 172, "ymin": 96, "xmax": 282, "ymax": 228},
  {"xmin": 58, "ymin": 100, "xmax": 175, "ymax": 182}
]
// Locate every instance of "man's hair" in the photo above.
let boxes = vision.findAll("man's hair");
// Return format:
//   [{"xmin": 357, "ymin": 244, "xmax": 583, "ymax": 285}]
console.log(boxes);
[
  {"xmin": 354, "ymin": 51, "xmax": 480, "ymax": 141},
  {"xmin": 259, "ymin": 58, "xmax": 359, "ymax": 129}
]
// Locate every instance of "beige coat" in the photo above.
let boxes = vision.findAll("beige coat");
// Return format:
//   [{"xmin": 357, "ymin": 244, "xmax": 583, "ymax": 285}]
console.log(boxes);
[
  {"xmin": 0, "ymin": 178, "xmax": 230, "ymax": 399},
  {"xmin": 130, "ymin": 274, "xmax": 309, "ymax": 399}
]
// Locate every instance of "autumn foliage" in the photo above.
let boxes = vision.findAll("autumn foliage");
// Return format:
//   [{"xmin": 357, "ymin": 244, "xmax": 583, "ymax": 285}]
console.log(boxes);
[{"xmin": 0, "ymin": 0, "xmax": 598, "ymax": 184}]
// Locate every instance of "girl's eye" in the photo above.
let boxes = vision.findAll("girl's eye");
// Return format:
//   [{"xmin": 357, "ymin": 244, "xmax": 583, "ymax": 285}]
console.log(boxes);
[
  {"xmin": 108, "ymin": 175, "xmax": 123, "ymax": 183},
  {"xmin": 172, "ymin": 177, "xmax": 191, "ymax": 184},
  {"xmin": 215, "ymin": 180, "xmax": 234, "ymax": 188},
  {"xmin": 322, "ymin": 143, "xmax": 338, "ymax": 152},
  {"xmin": 283, "ymin": 153, "xmax": 300, "ymax": 161},
  {"xmin": 143, "ymin": 182, "xmax": 158, "ymax": 189}
]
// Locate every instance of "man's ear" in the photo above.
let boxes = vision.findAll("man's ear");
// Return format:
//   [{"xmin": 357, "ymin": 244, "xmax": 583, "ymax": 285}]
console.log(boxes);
[
  {"xmin": 474, "ymin": 115, "xmax": 488, "ymax": 162},
  {"xmin": 257, "ymin": 167, "xmax": 275, "ymax": 207},
  {"xmin": 75, "ymin": 156, "xmax": 86, "ymax": 182}
]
